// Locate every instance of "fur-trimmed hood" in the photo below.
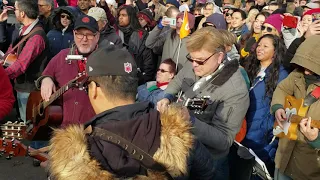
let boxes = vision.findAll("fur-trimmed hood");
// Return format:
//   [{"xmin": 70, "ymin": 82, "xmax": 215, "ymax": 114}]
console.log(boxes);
[{"xmin": 48, "ymin": 104, "xmax": 194, "ymax": 179}]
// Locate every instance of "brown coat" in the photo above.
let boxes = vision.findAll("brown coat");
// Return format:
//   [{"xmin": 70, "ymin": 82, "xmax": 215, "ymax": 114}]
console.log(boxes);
[
  {"xmin": 271, "ymin": 70, "xmax": 320, "ymax": 180},
  {"xmin": 48, "ymin": 105, "xmax": 194, "ymax": 180}
]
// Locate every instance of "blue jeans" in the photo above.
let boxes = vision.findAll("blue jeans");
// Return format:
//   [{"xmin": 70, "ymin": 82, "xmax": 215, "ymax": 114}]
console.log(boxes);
[
  {"xmin": 274, "ymin": 168, "xmax": 292, "ymax": 180},
  {"xmin": 30, "ymin": 141, "xmax": 48, "ymax": 149},
  {"xmin": 17, "ymin": 91, "xmax": 30, "ymax": 123}
]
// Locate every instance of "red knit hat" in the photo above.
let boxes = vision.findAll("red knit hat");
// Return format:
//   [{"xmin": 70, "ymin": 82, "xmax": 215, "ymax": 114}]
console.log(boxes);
[
  {"xmin": 303, "ymin": 8, "xmax": 320, "ymax": 17},
  {"xmin": 264, "ymin": 14, "xmax": 283, "ymax": 34}
]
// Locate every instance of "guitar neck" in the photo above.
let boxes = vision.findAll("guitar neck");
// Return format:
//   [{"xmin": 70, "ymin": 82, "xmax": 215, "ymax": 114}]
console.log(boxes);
[
  {"xmin": 42, "ymin": 85, "xmax": 68, "ymax": 108},
  {"xmin": 291, "ymin": 115, "xmax": 320, "ymax": 128},
  {"xmin": 41, "ymin": 73, "xmax": 85, "ymax": 108},
  {"xmin": 311, "ymin": 120, "xmax": 320, "ymax": 129}
]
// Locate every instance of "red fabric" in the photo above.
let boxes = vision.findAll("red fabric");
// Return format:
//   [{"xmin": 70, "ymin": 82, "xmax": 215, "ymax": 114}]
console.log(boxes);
[
  {"xmin": 19, "ymin": 25, "xmax": 30, "ymax": 36},
  {"xmin": 0, "ymin": 66, "xmax": 15, "ymax": 120},
  {"xmin": 75, "ymin": 49, "xmax": 87, "ymax": 73},
  {"xmin": 235, "ymin": 118, "xmax": 247, "ymax": 143},
  {"xmin": 156, "ymin": 82, "xmax": 169, "ymax": 88},
  {"xmin": 68, "ymin": 0, "xmax": 78, "ymax": 7},
  {"xmin": 311, "ymin": 86, "xmax": 320, "ymax": 99},
  {"xmin": 5, "ymin": 35, "xmax": 46, "ymax": 79},
  {"xmin": 303, "ymin": 8, "xmax": 320, "ymax": 17}
]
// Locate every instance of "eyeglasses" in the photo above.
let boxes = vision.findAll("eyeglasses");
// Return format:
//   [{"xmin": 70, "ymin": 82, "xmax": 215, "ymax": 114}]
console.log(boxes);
[
  {"xmin": 261, "ymin": 25, "xmax": 274, "ymax": 32},
  {"xmin": 186, "ymin": 53, "xmax": 215, "ymax": 65},
  {"xmin": 83, "ymin": 80, "xmax": 100, "ymax": 93},
  {"xmin": 226, "ymin": 13, "xmax": 233, "ymax": 17},
  {"xmin": 61, "ymin": 14, "xmax": 71, "ymax": 20},
  {"xmin": 74, "ymin": 31, "xmax": 97, "ymax": 40},
  {"xmin": 157, "ymin": 69, "xmax": 169, "ymax": 73},
  {"xmin": 180, "ymin": 0, "xmax": 188, "ymax": 3}
]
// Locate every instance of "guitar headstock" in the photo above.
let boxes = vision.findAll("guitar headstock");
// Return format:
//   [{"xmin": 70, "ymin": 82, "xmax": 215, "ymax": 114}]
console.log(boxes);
[
  {"xmin": 184, "ymin": 96, "xmax": 211, "ymax": 114},
  {"xmin": 1, "ymin": 121, "xmax": 26, "ymax": 140},
  {"xmin": 67, "ymin": 71, "xmax": 88, "ymax": 91},
  {"xmin": 0, "ymin": 138, "xmax": 27, "ymax": 159}
]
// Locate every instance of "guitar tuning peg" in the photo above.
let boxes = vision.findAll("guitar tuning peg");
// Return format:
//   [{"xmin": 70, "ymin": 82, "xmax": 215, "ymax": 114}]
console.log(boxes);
[
  {"xmin": 6, "ymin": 151, "xmax": 14, "ymax": 160},
  {"xmin": 0, "ymin": 149, "xmax": 5, "ymax": 157}
]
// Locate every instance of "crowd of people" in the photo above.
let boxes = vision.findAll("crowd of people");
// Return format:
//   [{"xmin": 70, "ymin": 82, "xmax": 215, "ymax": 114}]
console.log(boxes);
[{"xmin": 0, "ymin": 0, "xmax": 320, "ymax": 179}]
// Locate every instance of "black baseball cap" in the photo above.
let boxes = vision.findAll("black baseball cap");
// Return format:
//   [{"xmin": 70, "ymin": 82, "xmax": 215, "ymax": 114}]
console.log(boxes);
[
  {"xmin": 74, "ymin": 15, "xmax": 99, "ymax": 33},
  {"xmin": 86, "ymin": 46, "xmax": 138, "ymax": 77}
]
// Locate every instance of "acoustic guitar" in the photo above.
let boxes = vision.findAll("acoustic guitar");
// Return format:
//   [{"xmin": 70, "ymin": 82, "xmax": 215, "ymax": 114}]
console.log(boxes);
[
  {"xmin": 0, "ymin": 121, "xmax": 48, "ymax": 161},
  {"xmin": 273, "ymin": 95, "xmax": 320, "ymax": 140},
  {"xmin": 2, "ymin": 53, "xmax": 17, "ymax": 67},
  {"xmin": 180, "ymin": 96, "xmax": 247, "ymax": 142},
  {"xmin": 24, "ymin": 72, "xmax": 86, "ymax": 140}
]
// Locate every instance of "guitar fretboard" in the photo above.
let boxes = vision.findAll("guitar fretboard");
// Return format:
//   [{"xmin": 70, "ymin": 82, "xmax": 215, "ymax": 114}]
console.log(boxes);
[
  {"xmin": 35, "ymin": 72, "xmax": 85, "ymax": 112},
  {"xmin": 291, "ymin": 115, "xmax": 320, "ymax": 128}
]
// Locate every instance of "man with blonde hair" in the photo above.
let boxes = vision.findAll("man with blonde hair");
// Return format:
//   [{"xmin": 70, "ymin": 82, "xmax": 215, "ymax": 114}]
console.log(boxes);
[{"xmin": 157, "ymin": 27, "xmax": 249, "ymax": 179}]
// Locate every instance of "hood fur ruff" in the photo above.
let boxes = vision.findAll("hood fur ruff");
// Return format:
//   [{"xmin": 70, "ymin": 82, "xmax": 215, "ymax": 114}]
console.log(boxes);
[{"xmin": 48, "ymin": 105, "xmax": 194, "ymax": 180}]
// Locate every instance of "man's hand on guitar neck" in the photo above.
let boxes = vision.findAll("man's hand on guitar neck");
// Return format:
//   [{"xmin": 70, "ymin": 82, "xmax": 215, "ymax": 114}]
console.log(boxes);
[
  {"xmin": 300, "ymin": 117, "xmax": 319, "ymax": 141},
  {"xmin": 275, "ymin": 108, "xmax": 287, "ymax": 129},
  {"xmin": 41, "ymin": 77, "xmax": 56, "ymax": 102}
]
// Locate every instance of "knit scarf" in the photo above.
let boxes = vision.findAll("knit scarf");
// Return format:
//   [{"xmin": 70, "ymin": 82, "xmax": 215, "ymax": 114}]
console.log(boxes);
[{"xmin": 157, "ymin": 82, "xmax": 169, "ymax": 88}]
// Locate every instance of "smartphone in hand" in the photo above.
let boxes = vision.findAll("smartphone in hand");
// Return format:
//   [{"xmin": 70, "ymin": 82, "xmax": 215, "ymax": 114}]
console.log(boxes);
[
  {"xmin": 163, "ymin": 17, "xmax": 176, "ymax": 27},
  {"xmin": 312, "ymin": 13, "xmax": 320, "ymax": 22},
  {"xmin": 283, "ymin": 16, "xmax": 299, "ymax": 29}
]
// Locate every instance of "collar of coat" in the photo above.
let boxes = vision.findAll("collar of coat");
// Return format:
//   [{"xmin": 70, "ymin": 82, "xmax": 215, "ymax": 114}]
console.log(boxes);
[
  {"xmin": 209, "ymin": 59, "xmax": 239, "ymax": 87},
  {"xmin": 19, "ymin": 18, "xmax": 39, "ymax": 36},
  {"xmin": 48, "ymin": 105, "xmax": 194, "ymax": 180}
]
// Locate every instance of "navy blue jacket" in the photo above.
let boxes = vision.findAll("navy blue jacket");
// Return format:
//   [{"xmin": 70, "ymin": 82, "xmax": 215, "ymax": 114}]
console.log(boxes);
[
  {"xmin": 242, "ymin": 65, "xmax": 288, "ymax": 165},
  {"xmin": 47, "ymin": 7, "xmax": 75, "ymax": 60}
]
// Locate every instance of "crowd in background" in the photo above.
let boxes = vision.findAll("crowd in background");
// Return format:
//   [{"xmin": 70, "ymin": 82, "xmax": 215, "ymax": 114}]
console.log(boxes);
[{"xmin": 0, "ymin": 0, "xmax": 320, "ymax": 179}]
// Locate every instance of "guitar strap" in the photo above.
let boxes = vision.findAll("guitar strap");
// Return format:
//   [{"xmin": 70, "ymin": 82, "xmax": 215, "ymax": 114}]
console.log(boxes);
[
  {"xmin": 4, "ymin": 27, "xmax": 43, "ymax": 58},
  {"xmin": 182, "ymin": 63, "xmax": 226, "ymax": 100},
  {"xmin": 86, "ymin": 126, "xmax": 174, "ymax": 179},
  {"xmin": 303, "ymin": 86, "xmax": 320, "ymax": 107}
]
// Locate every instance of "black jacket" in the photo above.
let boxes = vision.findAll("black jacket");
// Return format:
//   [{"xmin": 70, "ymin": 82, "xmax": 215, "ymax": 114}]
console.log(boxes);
[
  {"xmin": 98, "ymin": 25, "xmax": 123, "ymax": 49},
  {"xmin": 283, "ymin": 36, "xmax": 306, "ymax": 71}
]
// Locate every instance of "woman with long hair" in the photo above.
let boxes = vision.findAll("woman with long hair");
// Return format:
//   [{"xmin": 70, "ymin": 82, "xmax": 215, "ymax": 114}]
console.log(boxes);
[
  {"xmin": 243, "ymin": 34, "xmax": 289, "ymax": 177},
  {"xmin": 115, "ymin": 5, "xmax": 156, "ymax": 85},
  {"xmin": 239, "ymin": 11, "xmax": 270, "ymax": 59}
]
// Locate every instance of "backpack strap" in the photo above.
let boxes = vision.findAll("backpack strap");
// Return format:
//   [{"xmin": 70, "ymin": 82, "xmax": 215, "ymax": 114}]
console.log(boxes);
[{"xmin": 86, "ymin": 126, "xmax": 174, "ymax": 179}]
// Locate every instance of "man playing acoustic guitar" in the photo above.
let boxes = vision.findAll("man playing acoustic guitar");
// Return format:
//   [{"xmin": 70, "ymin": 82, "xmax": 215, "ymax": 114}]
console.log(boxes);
[
  {"xmin": 271, "ymin": 35, "xmax": 320, "ymax": 180},
  {"xmin": 36, "ymin": 15, "xmax": 100, "ymax": 128},
  {"xmin": 0, "ymin": 0, "xmax": 48, "ymax": 123}
]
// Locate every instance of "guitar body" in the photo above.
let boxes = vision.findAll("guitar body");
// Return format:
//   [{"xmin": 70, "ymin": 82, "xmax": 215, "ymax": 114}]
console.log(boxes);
[
  {"xmin": 25, "ymin": 91, "xmax": 63, "ymax": 140},
  {"xmin": 274, "ymin": 96, "xmax": 314, "ymax": 140},
  {"xmin": 3, "ymin": 53, "xmax": 17, "ymax": 67}
]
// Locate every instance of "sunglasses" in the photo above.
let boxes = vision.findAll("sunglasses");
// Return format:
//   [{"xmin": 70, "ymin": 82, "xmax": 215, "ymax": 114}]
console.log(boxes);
[
  {"xmin": 261, "ymin": 25, "xmax": 274, "ymax": 32},
  {"xmin": 61, "ymin": 14, "xmax": 71, "ymax": 20},
  {"xmin": 157, "ymin": 69, "xmax": 169, "ymax": 73},
  {"xmin": 226, "ymin": 13, "xmax": 233, "ymax": 17},
  {"xmin": 180, "ymin": 0, "xmax": 188, "ymax": 2},
  {"xmin": 186, "ymin": 53, "xmax": 215, "ymax": 65}
]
